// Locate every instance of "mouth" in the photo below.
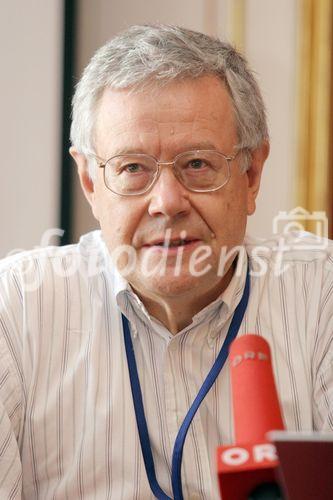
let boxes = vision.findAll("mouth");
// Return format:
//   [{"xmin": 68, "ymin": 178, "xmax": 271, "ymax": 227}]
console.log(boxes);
[
  {"xmin": 142, "ymin": 238, "xmax": 202, "ymax": 250},
  {"xmin": 146, "ymin": 238, "xmax": 197, "ymax": 247}
]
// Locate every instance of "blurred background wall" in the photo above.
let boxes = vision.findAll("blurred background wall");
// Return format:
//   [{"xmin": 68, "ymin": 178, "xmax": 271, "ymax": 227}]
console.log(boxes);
[
  {"xmin": 1, "ymin": 1, "xmax": 63, "ymax": 257},
  {"xmin": 1, "ymin": 0, "xmax": 332, "ymax": 257}
]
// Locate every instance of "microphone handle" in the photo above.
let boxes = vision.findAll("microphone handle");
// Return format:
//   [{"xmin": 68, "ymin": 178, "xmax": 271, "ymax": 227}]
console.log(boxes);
[{"xmin": 248, "ymin": 482, "xmax": 283, "ymax": 500}]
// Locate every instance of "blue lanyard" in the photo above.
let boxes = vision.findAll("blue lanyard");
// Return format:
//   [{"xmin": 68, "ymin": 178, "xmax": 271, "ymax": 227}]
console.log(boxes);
[{"xmin": 122, "ymin": 264, "xmax": 250, "ymax": 500}]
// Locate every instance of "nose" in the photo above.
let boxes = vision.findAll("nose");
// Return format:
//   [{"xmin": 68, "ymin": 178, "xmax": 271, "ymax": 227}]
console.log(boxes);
[{"xmin": 147, "ymin": 166, "xmax": 191, "ymax": 218}]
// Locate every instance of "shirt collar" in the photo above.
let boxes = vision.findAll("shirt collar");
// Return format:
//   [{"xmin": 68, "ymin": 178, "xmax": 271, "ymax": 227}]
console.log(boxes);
[
  {"xmin": 120, "ymin": 253, "xmax": 248, "ymax": 344},
  {"xmin": 207, "ymin": 248, "xmax": 248, "ymax": 342}
]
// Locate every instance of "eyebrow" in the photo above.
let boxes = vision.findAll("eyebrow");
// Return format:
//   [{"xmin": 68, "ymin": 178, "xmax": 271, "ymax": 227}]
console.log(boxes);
[{"xmin": 105, "ymin": 142, "xmax": 221, "ymax": 158}]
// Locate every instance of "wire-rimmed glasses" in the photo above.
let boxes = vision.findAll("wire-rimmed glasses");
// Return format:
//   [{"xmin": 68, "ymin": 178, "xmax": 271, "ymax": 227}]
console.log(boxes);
[{"xmin": 90, "ymin": 149, "xmax": 242, "ymax": 196}]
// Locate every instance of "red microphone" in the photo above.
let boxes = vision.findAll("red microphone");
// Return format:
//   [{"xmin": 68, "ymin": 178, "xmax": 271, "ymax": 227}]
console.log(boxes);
[{"xmin": 217, "ymin": 334, "xmax": 285, "ymax": 500}]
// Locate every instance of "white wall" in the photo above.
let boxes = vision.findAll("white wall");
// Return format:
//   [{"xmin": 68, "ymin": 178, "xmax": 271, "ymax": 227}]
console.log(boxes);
[
  {"xmin": 73, "ymin": 0, "xmax": 299, "ymax": 240},
  {"xmin": 244, "ymin": 0, "xmax": 298, "ymax": 237},
  {"xmin": 0, "ymin": 1, "xmax": 63, "ymax": 257}
]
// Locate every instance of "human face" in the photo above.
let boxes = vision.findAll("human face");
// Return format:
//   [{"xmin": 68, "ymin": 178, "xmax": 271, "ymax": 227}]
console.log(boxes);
[{"xmin": 73, "ymin": 75, "xmax": 267, "ymax": 303}]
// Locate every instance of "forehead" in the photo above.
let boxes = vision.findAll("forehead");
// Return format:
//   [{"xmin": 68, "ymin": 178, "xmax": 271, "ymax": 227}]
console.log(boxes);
[{"xmin": 94, "ymin": 75, "xmax": 238, "ymax": 155}]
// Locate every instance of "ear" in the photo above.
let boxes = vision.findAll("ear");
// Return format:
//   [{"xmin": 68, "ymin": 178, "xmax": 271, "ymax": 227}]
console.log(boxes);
[
  {"xmin": 246, "ymin": 140, "xmax": 270, "ymax": 215},
  {"xmin": 69, "ymin": 147, "xmax": 100, "ymax": 221}
]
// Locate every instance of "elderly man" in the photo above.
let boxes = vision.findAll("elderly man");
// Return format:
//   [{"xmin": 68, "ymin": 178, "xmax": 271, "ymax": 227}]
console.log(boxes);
[{"xmin": 0, "ymin": 24, "xmax": 332, "ymax": 499}]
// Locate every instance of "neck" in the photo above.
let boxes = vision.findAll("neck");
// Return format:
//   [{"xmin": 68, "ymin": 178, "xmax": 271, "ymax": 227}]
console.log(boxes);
[{"xmin": 133, "ymin": 263, "xmax": 236, "ymax": 335}]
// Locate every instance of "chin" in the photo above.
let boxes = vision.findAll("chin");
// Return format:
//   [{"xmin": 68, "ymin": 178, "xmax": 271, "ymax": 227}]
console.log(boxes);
[{"xmin": 134, "ymin": 269, "xmax": 217, "ymax": 298}]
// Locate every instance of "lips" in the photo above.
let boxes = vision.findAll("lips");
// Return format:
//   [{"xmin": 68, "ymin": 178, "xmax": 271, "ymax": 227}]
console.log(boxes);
[{"xmin": 142, "ymin": 237, "xmax": 201, "ymax": 248}]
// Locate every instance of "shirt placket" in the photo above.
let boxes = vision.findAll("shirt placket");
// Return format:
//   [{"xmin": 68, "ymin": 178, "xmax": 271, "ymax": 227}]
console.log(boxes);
[{"xmin": 164, "ymin": 333, "xmax": 214, "ymax": 499}]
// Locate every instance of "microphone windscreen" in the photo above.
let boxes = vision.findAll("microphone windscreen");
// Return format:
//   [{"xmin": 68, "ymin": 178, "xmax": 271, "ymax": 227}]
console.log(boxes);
[{"xmin": 229, "ymin": 334, "xmax": 284, "ymax": 444}]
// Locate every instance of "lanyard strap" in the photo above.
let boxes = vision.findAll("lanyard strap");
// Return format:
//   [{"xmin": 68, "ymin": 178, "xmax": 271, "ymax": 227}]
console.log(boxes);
[{"xmin": 122, "ymin": 263, "xmax": 250, "ymax": 500}]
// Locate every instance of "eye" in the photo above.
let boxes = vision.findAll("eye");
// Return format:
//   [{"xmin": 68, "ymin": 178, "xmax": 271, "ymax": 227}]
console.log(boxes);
[
  {"xmin": 188, "ymin": 159, "xmax": 205, "ymax": 170},
  {"xmin": 187, "ymin": 158, "xmax": 212, "ymax": 171},
  {"xmin": 122, "ymin": 163, "xmax": 142, "ymax": 173}
]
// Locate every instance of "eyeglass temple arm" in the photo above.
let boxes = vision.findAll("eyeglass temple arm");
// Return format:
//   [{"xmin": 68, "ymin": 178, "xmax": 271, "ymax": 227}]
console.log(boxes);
[{"xmin": 84, "ymin": 151, "xmax": 107, "ymax": 168}]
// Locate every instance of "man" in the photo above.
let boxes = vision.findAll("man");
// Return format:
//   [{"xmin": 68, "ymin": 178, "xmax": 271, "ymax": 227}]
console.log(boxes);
[{"xmin": 0, "ymin": 24, "xmax": 332, "ymax": 499}]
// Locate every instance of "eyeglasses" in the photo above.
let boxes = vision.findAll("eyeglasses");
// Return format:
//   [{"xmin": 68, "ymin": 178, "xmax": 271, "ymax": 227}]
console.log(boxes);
[{"xmin": 91, "ymin": 149, "xmax": 241, "ymax": 196}]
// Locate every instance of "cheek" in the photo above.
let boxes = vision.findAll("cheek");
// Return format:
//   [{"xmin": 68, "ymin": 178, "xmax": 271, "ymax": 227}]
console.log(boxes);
[
  {"xmin": 209, "ymin": 191, "xmax": 248, "ymax": 245},
  {"xmin": 97, "ymin": 199, "xmax": 142, "ymax": 249}
]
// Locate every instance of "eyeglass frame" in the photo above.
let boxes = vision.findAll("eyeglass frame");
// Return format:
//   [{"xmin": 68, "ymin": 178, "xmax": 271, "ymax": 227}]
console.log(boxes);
[{"xmin": 87, "ymin": 148, "xmax": 244, "ymax": 196}]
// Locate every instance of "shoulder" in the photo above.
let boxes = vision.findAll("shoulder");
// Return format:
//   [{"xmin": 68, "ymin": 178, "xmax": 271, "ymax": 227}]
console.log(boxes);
[
  {"xmin": 244, "ymin": 232, "xmax": 333, "ymax": 372},
  {"xmin": 0, "ymin": 230, "xmax": 111, "ymax": 295},
  {"xmin": 0, "ymin": 230, "xmax": 105, "ymax": 271},
  {"xmin": 245, "ymin": 231, "xmax": 333, "ymax": 275}
]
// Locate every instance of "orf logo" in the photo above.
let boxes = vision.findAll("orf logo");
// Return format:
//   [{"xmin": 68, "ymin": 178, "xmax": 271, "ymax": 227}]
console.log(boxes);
[{"xmin": 218, "ymin": 443, "xmax": 278, "ymax": 471}]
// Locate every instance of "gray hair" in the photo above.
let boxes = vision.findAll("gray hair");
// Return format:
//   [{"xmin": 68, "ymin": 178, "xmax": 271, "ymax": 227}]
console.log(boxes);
[{"xmin": 71, "ymin": 24, "xmax": 268, "ymax": 177}]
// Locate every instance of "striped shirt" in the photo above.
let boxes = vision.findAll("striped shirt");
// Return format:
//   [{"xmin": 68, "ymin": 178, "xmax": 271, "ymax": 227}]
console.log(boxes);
[{"xmin": 0, "ymin": 229, "xmax": 332, "ymax": 499}]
